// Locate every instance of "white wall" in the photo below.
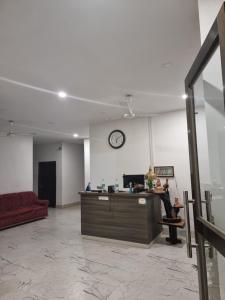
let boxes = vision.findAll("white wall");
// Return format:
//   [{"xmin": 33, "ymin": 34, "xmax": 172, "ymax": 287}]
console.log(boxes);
[
  {"xmin": 151, "ymin": 110, "xmax": 191, "ymax": 201},
  {"xmin": 90, "ymin": 118, "xmax": 151, "ymax": 190},
  {"xmin": 62, "ymin": 142, "xmax": 84, "ymax": 205},
  {"xmin": 90, "ymin": 109, "xmax": 212, "ymax": 207},
  {"xmin": 33, "ymin": 143, "xmax": 62, "ymax": 205},
  {"xmin": 198, "ymin": 0, "xmax": 224, "ymax": 43},
  {"xmin": 89, "ymin": 114, "xmax": 192, "ymax": 202},
  {"xmin": 0, "ymin": 136, "xmax": 33, "ymax": 194}
]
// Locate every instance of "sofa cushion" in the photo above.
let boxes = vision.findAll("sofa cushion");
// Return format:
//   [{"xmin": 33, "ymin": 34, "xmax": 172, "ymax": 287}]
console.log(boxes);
[{"xmin": 0, "ymin": 207, "xmax": 33, "ymax": 219}]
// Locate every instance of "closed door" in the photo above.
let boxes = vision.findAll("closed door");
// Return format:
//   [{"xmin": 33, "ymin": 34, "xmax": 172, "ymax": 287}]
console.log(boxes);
[
  {"xmin": 38, "ymin": 161, "xmax": 56, "ymax": 207},
  {"xmin": 185, "ymin": 4, "xmax": 225, "ymax": 300}
]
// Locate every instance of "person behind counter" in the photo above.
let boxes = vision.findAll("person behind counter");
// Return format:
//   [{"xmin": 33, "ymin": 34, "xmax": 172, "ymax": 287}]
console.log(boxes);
[{"xmin": 158, "ymin": 179, "xmax": 173, "ymax": 218}]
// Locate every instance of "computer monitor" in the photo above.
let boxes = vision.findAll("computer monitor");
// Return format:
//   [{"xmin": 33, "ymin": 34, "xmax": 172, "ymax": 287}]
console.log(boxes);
[{"xmin": 123, "ymin": 174, "xmax": 145, "ymax": 188}]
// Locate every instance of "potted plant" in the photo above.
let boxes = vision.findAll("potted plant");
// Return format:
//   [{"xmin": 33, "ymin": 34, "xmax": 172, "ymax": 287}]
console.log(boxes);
[{"xmin": 145, "ymin": 167, "xmax": 156, "ymax": 191}]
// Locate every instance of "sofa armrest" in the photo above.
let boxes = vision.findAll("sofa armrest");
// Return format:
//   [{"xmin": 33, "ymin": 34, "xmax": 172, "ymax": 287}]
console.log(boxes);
[{"xmin": 35, "ymin": 199, "xmax": 49, "ymax": 207}]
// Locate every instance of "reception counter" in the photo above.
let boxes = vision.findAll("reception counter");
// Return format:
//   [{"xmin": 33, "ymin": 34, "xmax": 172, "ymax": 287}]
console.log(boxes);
[{"xmin": 80, "ymin": 192, "xmax": 162, "ymax": 245}]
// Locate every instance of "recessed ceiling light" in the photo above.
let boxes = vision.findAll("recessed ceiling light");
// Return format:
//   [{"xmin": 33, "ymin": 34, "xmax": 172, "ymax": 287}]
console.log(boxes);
[
  {"xmin": 182, "ymin": 94, "xmax": 188, "ymax": 100},
  {"xmin": 73, "ymin": 133, "xmax": 79, "ymax": 138},
  {"xmin": 58, "ymin": 91, "xmax": 67, "ymax": 99},
  {"xmin": 162, "ymin": 62, "xmax": 172, "ymax": 68}
]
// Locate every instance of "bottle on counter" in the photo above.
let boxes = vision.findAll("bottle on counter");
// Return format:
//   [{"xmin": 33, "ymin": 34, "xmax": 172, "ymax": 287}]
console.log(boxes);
[
  {"xmin": 115, "ymin": 178, "xmax": 119, "ymax": 192},
  {"xmin": 85, "ymin": 182, "xmax": 91, "ymax": 192},
  {"xmin": 101, "ymin": 179, "xmax": 105, "ymax": 192},
  {"xmin": 129, "ymin": 182, "xmax": 133, "ymax": 193}
]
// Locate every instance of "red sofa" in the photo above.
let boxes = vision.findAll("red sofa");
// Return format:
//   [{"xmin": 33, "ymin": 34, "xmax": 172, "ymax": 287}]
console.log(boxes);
[{"xmin": 0, "ymin": 191, "xmax": 48, "ymax": 230}]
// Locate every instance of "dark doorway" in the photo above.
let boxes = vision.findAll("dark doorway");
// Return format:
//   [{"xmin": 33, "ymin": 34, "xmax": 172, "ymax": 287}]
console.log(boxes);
[{"xmin": 38, "ymin": 161, "xmax": 56, "ymax": 207}]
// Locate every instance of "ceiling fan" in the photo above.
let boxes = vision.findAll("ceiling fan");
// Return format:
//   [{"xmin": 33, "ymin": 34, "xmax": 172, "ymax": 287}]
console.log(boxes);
[
  {"xmin": 0, "ymin": 120, "xmax": 35, "ymax": 137},
  {"xmin": 122, "ymin": 94, "xmax": 159, "ymax": 119}
]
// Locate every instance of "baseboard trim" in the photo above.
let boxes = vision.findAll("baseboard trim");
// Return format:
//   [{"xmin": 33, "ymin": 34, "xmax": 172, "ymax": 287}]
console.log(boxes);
[
  {"xmin": 81, "ymin": 234, "xmax": 160, "ymax": 249},
  {"xmin": 56, "ymin": 201, "xmax": 80, "ymax": 208}
]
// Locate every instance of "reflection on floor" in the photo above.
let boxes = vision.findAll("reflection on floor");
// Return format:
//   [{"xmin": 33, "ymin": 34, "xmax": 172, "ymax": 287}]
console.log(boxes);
[{"xmin": 0, "ymin": 206, "xmax": 199, "ymax": 300}]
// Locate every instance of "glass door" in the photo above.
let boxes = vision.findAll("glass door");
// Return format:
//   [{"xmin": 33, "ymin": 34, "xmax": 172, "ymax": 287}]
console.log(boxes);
[{"xmin": 184, "ymin": 3, "xmax": 225, "ymax": 300}]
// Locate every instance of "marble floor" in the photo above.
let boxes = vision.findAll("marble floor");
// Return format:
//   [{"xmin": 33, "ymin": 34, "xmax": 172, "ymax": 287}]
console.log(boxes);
[{"xmin": 0, "ymin": 206, "xmax": 199, "ymax": 300}]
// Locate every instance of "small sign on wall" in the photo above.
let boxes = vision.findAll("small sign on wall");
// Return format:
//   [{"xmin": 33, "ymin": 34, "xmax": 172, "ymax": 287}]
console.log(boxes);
[{"xmin": 154, "ymin": 166, "xmax": 174, "ymax": 177}]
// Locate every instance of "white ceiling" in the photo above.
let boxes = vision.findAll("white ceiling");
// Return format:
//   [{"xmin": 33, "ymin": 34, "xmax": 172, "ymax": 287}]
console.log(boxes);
[{"xmin": 0, "ymin": 0, "xmax": 201, "ymax": 142}]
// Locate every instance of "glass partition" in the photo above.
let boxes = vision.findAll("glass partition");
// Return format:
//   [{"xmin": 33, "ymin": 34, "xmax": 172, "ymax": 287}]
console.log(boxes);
[
  {"xmin": 193, "ymin": 47, "xmax": 225, "ymax": 233},
  {"xmin": 205, "ymin": 244, "xmax": 225, "ymax": 300},
  {"xmin": 185, "ymin": 4, "xmax": 225, "ymax": 299}
]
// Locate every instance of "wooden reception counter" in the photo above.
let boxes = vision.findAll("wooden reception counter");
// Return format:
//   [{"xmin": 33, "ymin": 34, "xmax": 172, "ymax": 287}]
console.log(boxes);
[{"xmin": 80, "ymin": 192, "xmax": 162, "ymax": 245}]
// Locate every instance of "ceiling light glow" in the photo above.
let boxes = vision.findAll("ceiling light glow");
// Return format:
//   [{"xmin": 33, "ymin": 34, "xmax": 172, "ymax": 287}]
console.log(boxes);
[
  {"xmin": 73, "ymin": 133, "xmax": 79, "ymax": 138},
  {"xmin": 182, "ymin": 94, "xmax": 188, "ymax": 100},
  {"xmin": 58, "ymin": 91, "xmax": 67, "ymax": 98}
]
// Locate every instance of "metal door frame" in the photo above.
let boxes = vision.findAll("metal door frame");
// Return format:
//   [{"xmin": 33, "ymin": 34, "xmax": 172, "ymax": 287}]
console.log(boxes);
[{"xmin": 185, "ymin": 3, "xmax": 225, "ymax": 300}]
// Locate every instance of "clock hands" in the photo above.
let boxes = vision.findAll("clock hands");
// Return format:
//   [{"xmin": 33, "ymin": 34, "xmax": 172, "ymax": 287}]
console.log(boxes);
[
  {"xmin": 116, "ymin": 135, "xmax": 122, "ymax": 143},
  {"xmin": 111, "ymin": 135, "xmax": 121, "ymax": 144}
]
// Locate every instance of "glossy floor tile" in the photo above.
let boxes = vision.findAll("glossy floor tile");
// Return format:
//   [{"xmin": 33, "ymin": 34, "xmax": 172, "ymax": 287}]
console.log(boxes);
[{"xmin": 0, "ymin": 206, "xmax": 199, "ymax": 300}]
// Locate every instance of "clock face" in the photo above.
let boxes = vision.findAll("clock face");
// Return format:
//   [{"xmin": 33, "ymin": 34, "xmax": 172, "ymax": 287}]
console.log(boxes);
[{"xmin": 108, "ymin": 130, "xmax": 126, "ymax": 149}]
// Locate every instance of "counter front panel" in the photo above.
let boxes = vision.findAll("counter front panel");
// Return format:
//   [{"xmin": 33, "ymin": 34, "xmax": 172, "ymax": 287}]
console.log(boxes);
[{"xmin": 80, "ymin": 192, "xmax": 162, "ymax": 244}]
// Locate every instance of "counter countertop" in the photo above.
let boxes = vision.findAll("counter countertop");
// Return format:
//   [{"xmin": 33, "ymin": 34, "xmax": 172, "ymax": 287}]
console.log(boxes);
[{"xmin": 79, "ymin": 191, "xmax": 165, "ymax": 197}]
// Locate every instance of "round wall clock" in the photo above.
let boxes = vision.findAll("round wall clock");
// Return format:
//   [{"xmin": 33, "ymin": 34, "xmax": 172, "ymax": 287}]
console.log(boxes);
[{"xmin": 108, "ymin": 130, "xmax": 126, "ymax": 149}]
